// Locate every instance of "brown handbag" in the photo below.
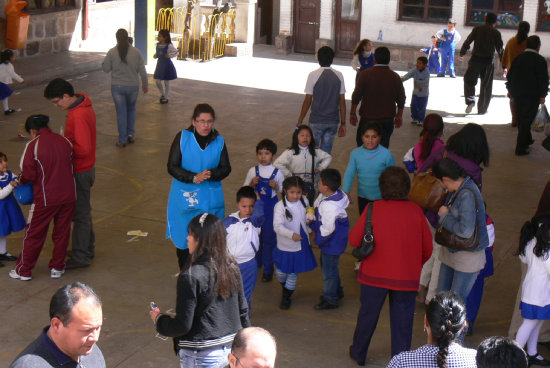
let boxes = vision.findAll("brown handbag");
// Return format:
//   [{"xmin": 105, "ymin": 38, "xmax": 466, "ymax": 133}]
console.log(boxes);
[
  {"xmin": 408, "ymin": 171, "xmax": 448, "ymax": 212},
  {"xmin": 434, "ymin": 187, "xmax": 479, "ymax": 251}
]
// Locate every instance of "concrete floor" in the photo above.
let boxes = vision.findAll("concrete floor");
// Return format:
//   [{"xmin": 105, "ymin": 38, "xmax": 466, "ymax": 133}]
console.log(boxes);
[{"xmin": 1, "ymin": 47, "xmax": 549, "ymax": 367}]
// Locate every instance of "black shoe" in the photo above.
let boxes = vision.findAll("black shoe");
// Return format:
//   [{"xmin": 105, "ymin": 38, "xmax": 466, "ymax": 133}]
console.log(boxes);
[
  {"xmin": 0, "ymin": 252, "xmax": 17, "ymax": 261},
  {"xmin": 262, "ymin": 273, "xmax": 273, "ymax": 282},
  {"xmin": 115, "ymin": 141, "xmax": 126, "ymax": 148},
  {"xmin": 280, "ymin": 287, "xmax": 293, "ymax": 310},
  {"xmin": 314, "ymin": 299, "xmax": 338, "ymax": 310},
  {"xmin": 160, "ymin": 97, "xmax": 168, "ymax": 104},
  {"xmin": 516, "ymin": 149, "xmax": 530, "ymax": 156},
  {"xmin": 349, "ymin": 346, "xmax": 365, "ymax": 366},
  {"xmin": 528, "ymin": 354, "xmax": 550, "ymax": 367},
  {"xmin": 4, "ymin": 109, "xmax": 15, "ymax": 115},
  {"xmin": 65, "ymin": 258, "xmax": 90, "ymax": 270},
  {"xmin": 437, "ymin": 74, "xmax": 445, "ymax": 77},
  {"xmin": 450, "ymin": 75, "xmax": 456, "ymax": 78},
  {"xmin": 127, "ymin": 135, "xmax": 135, "ymax": 144}
]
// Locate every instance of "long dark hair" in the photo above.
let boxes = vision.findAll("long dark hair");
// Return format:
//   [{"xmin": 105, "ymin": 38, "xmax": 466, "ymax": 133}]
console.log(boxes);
[
  {"xmin": 432, "ymin": 158, "xmax": 467, "ymax": 181},
  {"xmin": 158, "ymin": 29, "xmax": 172, "ymax": 44},
  {"xmin": 426, "ymin": 291, "xmax": 467, "ymax": 368},
  {"xmin": 446, "ymin": 123, "xmax": 490, "ymax": 167},
  {"xmin": 281, "ymin": 176, "xmax": 306, "ymax": 220},
  {"xmin": 517, "ymin": 21, "xmax": 530, "ymax": 44},
  {"xmin": 353, "ymin": 39, "xmax": 371, "ymax": 56},
  {"xmin": 1, "ymin": 49, "xmax": 14, "ymax": 64},
  {"xmin": 186, "ymin": 214, "xmax": 240, "ymax": 298},
  {"xmin": 419, "ymin": 114, "xmax": 444, "ymax": 161},
  {"xmin": 290, "ymin": 125, "xmax": 316, "ymax": 182},
  {"xmin": 519, "ymin": 216, "xmax": 550, "ymax": 259},
  {"xmin": 116, "ymin": 28, "xmax": 130, "ymax": 64}
]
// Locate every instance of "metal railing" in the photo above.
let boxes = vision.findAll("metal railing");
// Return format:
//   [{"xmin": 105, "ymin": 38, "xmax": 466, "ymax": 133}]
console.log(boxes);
[{"xmin": 156, "ymin": 6, "xmax": 236, "ymax": 61}]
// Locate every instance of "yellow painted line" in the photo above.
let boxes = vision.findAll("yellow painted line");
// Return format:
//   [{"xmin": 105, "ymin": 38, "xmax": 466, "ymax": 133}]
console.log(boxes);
[{"xmin": 7, "ymin": 164, "xmax": 143, "ymax": 240}]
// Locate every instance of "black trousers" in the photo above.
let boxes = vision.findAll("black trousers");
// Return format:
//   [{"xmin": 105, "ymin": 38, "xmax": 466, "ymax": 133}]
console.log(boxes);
[
  {"xmin": 515, "ymin": 95, "xmax": 539, "ymax": 153},
  {"xmin": 464, "ymin": 59, "xmax": 494, "ymax": 114},
  {"xmin": 356, "ymin": 118, "xmax": 394, "ymax": 148}
]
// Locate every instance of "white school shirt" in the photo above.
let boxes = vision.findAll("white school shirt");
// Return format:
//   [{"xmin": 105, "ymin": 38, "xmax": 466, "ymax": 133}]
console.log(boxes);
[
  {"xmin": 225, "ymin": 211, "xmax": 262, "ymax": 264},
  {"xmin": 520, "ymin": 238, "xmax": 550, "ymax": 307},
  {"xmin": 0, "ymin": 63, "xmax": 23, "ymax": 84},
  {"xmin": 243, "ymin": 164, "xmax": 284, "ymax": 198},
  {"xmin": 313, "ymin": 190, "xmax": 349, "ymax": 237},
  {"xmin": 273, "ymin": 196, "xmax": 310, "ymax": 252},
  {"xmin": 273, "ymin": 147, "xmax": 332, "ymax": 182}
]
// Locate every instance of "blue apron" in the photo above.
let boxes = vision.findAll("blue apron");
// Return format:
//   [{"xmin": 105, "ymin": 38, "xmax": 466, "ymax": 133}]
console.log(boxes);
[
  {"xmin": 153, "ymin": 44, "xmax": 177, "ymax": 81},
  {"xmin": 166, "ymin": 131, "xmax": 225, "ymax": 249},
  {"xmin": 254, "ymin": 166, "xmax": 279, "ymax": 273}
]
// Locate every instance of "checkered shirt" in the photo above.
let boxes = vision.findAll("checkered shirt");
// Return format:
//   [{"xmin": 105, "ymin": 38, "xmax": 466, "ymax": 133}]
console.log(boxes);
[{"xmin": 387, "ymin": 344, "xmax": 477, "ymax": 368}]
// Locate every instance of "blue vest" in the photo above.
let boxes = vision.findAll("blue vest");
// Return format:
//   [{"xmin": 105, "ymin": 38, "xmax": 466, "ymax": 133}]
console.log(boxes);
[{"xmin": 166, "ymin": 130, "xmax": 225, "ymax": 249}]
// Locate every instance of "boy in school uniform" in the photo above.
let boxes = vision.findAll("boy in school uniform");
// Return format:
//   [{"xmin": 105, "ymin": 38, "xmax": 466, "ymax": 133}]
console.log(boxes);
[
  {"xmin": 224, "ymin": 186, "xmax": 265, "ymax": 315},
  {"xmin": 436, "ymin": 18, "xmax": 461, "ymax": 77},
  {"xmin": 310, "ymin": 168, "xmax": 350, "ymax": 310},
  {"xmin": 244, "ymin": 139, "xmax": 285, "ymax": 283},
  {"xmin": 401, "ymin": 56, "xmax": 430, "ymax": 126}
]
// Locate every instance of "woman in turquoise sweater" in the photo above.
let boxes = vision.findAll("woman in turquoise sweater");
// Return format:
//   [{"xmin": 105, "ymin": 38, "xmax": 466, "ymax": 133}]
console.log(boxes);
[{"xmin": 343, "ymin": 121, "xmax": 395, "ymax": 215}]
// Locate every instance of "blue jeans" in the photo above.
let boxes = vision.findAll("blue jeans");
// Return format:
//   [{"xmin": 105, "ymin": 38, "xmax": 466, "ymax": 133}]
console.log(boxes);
[
  {"xmin": 321, "ymin": 252, "xmax": 343, "ymax": 304},
  {"xmin": 178, "ymin": 345, "xmax": 230, "ymax": 368},
  {"xmin": 310, "ymin": 122, "xmax": 338, "ymax": 154},
  {"xmin": 111, "ymin": 85, "xmax": 139, "ymax": 144},
  {"xmin": 437, "ymin": 262, "xmax": 479, "ymax": 305}
]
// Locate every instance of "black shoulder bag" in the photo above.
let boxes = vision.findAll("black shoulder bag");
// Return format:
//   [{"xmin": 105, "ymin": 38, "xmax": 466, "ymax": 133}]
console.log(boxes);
[{"xmin": 352, "ymin": 204, "xmax": 375, "ymax": 260}]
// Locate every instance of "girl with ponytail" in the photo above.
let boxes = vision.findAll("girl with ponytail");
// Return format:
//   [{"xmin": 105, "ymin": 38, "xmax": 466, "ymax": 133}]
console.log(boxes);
[
  {"xmin": 414, "ymin": 113, "xmax": 444, "ymax": 170},
  {"xmin": 387, "ymin": 291, "xmax": 477, "ymax": 368}
]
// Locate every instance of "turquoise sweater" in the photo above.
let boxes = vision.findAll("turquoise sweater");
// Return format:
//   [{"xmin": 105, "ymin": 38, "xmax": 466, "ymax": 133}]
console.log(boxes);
[{"xmin": 343, "ymin": 145, "xmax": 395, "ymax": 200}]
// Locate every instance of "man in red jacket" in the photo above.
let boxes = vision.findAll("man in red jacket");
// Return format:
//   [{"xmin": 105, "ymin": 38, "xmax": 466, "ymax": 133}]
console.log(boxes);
[
  {"xmin": 10, "ymin": 115, "xmax": 76, "ymax": 280},
  {"xmin": 44, "ymin": 79, "xmax": 97, "ymax": 269}
]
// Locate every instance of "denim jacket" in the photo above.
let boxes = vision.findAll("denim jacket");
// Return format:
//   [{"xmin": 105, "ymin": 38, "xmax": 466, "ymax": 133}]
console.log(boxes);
[{"xmin": 440, "ymin": 176, "xmax": 489, "ymax": 253}]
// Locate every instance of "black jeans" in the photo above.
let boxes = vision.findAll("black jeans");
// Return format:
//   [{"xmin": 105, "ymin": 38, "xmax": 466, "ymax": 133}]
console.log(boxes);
[
  {"xmin": 356, "ymin": 118, "xmax": 394, "ymax": 148},
  {"xmin": 515, "ymin": 95, "xmax": 539, "ymax": 153},
  {"xmin": 464, "ymin": 59, "xmax": 494, "ymax": 114},
  {"xmin": 357, "ymin": 197, "xmax": 374, "ymax": 216}
]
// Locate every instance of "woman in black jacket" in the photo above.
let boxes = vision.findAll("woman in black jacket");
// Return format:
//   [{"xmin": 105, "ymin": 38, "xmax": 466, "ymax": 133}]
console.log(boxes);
[{"xmin": 150, "ymin": 213, "xmax": 249, "ymax": 368}]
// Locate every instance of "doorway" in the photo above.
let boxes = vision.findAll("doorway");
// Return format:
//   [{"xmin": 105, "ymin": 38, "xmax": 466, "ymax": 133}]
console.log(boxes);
[
  {"xmin": 335, "ymin": 0, "xmax": 361, "ymax": 57},
  {"xmin": 293, "ymin": 0, "xmax": 320, "ymax": 53}
]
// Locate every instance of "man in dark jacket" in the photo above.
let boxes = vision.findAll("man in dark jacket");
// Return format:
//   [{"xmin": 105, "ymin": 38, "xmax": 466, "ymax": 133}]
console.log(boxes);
[
  {"xmin": 9, "ymin": 115, "xmax": 76, "ymax": 281},
  {"xmin": 506, "ymin": 35, "xmax": 549, "ymax": 156},
  {"xmin": 459, "ymin": 12, "xmax": 503, "ymax": 115}
]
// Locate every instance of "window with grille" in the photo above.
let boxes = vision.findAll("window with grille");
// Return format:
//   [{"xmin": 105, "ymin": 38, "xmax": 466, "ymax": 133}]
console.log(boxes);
[
  {"xmin": 466, "ymin": 0, "xmax": 523, "ymax": 28},
  {"xmin": 399, "ymin": 0, "xmax": 452, "ymax": 23}
]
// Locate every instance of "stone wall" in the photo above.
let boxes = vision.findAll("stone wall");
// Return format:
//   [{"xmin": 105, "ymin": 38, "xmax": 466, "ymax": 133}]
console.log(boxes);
[{"xmin": 22, "ymin": 9, "xmax": 79, "ymax": 57}]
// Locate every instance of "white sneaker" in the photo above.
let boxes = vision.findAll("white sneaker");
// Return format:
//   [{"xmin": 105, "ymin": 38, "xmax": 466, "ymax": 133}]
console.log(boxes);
[
  {"xmin": 465, "ymin": 102, "xmax": 475, "ymax": 113},
  {"xmin": 50, "ymin": 268, "xmax": 64, "ymax": 279},
  {"xmin": 9, "ymin": 269, "xmax": 32, "ymax": 281}
]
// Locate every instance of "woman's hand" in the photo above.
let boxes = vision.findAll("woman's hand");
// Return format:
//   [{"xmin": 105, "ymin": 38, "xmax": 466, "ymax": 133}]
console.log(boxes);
[
  {"xmin": 149, "ymin": 309, "xmax": 160, "ymax": 323},
  {"xmin": 194, "ymin": 170, "xmax": 211, "ymax": 184},
  {"xmin": 438, "ymin": 205, "xmax": 449, "ymax": 217},
  {"xmin": 292, "ymin": 233, "xmax": 302, "ymax": 241}
]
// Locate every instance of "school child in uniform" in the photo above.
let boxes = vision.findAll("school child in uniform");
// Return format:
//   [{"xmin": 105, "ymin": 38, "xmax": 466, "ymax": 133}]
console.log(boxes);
[
  {"xmin": 401, "ymin": 56, "xmax": 430, "ymax": 126},
  {"xmin": 310, "ymin": 168, "xmax": 349, "ymax": 310},
  {"xmin": 224, "ymin": 186, "xmax": 264, "ymax": 316},
  {"xmin": 351, "ymin": 39, "xmax": 375, "ymax": 81},
  {"xmin": 0, "ymin": 49, "xmax": 23, "ymax": 115},
  {"xmin": 466, "ymin": 213, "xmax": 495, "ymax": 335},
  {"xmin": 515, "ymin": 215, "xmax": 550, "ymax": 367},
  {"xmin": 244, "ymin": 139, "xmax": 284, "ymax": 283},
  {"xmin": 153, "ymin": 29, "xmax": 177, "ymax": 104},
  {"xmin": 273, "ymin": 176, "xmax": 317, "ymax": 310},
  {"xmin": 274, "ymin": 125, "xmax": 332, "ymax": 205},
  {"xmin": 0, "ymin": 152, "xmax": 25, "ymax": 268},
  {"xmin": 436, "ymin": 18, "xmax": 461, "ymax": 77},
  {"xmin": 420, "ymin": 35, "xmax": 442, "ymax": 74}
]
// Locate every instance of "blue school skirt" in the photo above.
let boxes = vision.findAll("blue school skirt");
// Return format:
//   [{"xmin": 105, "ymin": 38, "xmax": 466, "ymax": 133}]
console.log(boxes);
[
  {"xmin": 0, "ymin": 82, "xmax": 13, "ymax": 100},
  {"xmin": 520, "ymin": 302, "xmax": 550, "ymax": 320},
  {"xmin": 273, "ymin": 227, "xmax": 317, "ymax": 274}
]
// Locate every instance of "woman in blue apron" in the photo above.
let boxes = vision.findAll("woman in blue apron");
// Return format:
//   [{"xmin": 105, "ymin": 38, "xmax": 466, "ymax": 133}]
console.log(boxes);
[{"xmin": 167, "ymin": 103, "xmax": 231, "ymax": 269}]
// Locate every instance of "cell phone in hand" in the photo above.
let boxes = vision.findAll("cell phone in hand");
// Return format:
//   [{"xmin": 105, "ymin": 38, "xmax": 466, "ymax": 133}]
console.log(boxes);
[{"xmin": 150, "ymin": 301, "xmax": 160, "ymax": 311}]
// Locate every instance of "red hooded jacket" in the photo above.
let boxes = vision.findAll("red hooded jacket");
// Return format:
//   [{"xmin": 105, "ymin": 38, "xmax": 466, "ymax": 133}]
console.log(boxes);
[{"xmin": 65, "ymin": 93, "xmax": 96, "ymax": 173}]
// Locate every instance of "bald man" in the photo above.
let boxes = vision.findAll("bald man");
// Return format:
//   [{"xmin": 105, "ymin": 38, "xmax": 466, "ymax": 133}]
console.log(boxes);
[{"xmin": 227, "ymin": 327, "xmax": 277, "ymax": 368}]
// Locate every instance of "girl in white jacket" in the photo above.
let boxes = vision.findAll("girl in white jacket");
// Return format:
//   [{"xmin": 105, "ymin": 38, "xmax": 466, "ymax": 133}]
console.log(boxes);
[
  {"xmin": 516, "ymin": 216, "xmax": 550, "ymax": 366},
  {"xmin": 274, "ymin": 125, "xmax": 331, "ymax": 204},
  {"xmin": 0, "ymin": 49, "xmax": 23, "ymax": 115},
  {"xmin": 273, "ymin": 176, "xmax": 317, "ymax": 310}
]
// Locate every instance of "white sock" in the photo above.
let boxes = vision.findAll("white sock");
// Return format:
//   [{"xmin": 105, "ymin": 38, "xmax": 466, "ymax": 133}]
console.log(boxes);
[
  {"xmin": 0, "ymin": 236, "xmax": 6, "ymax": 254},
  {"xmin": 155, "ymin": 79, "xmax": 164, "ymax": 97},
  {"xmin": 2, "ymin": 98, "xmax": 8, "ymax": 111},
  {"xmin": 516, "ymin": 318, "xmax": 544, "ymax": 356},
  {"xmin": 164, "ymin": 81, "xmax": 171, "ymax": 99}
]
